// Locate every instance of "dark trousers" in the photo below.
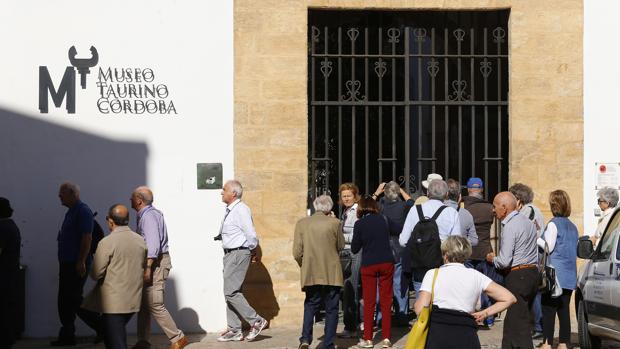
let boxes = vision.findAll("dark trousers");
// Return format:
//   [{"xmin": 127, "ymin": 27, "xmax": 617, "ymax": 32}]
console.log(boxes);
[
  {"xmin": 58, "ymin": 262, "xmax": 101, "ymax": 338},
  {"xmin": 300, "ymin": 285, "xmax": 340, "ymax": 349},
  {"xmin": 502, "ymin": 268, "xmax": 539, "ymax": 349},
  {"xmin": 103, "ymin": 313, "xmax": 134, "ymax": 349},
  {"xmin": 342, "ymin": 250, "xmax": 361, "ymax": 331},
  {"xmin": 0, "ymin": 283, "xmax": 15, "ymax": 349},
  {"xmin": 541, "ymin": 288, "xmax": 573, "ymax": 345},
  {"xmin": 361, "ymin": 263, "xmax": 393, "ymax": 341}
]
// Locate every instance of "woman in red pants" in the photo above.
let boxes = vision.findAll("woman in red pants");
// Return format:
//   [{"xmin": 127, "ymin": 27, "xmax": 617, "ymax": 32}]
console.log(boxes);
[{"xmin": 351, "ymin": 196, "xmax": 398, "ymax": 348}]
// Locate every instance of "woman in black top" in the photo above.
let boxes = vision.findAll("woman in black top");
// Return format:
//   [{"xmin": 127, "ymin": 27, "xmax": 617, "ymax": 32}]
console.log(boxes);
[{"xmin": 351, "ymin": 197, "xmax": 398, "ymax": 348}]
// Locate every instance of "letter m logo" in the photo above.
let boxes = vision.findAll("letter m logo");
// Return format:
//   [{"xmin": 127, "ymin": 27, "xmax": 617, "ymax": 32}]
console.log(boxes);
[{"xmin": 39, "ymin": 66, "xmax": 76, "ymax": 114}]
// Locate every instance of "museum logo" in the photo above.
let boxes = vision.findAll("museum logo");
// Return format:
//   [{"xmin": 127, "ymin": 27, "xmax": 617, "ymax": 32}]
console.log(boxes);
[{"xmin": 39, "ymin": 46, "xmax": 177, "ymax": 115}]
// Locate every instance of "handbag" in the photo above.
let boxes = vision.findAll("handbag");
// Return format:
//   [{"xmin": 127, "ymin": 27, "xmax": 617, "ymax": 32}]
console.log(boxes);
[
  {"xmin": 538, "ymin": 240, "xmax": 561, "ymax": 296},
  {"xmin": 404, "ymin": 268, "xmax": 439, "ymax": 349}
]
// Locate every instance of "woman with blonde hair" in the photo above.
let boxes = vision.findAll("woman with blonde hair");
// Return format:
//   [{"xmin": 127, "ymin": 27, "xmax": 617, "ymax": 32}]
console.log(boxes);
[{"xmin": 414, "ymin": 236, "xmax": 516, "ymax": 349}]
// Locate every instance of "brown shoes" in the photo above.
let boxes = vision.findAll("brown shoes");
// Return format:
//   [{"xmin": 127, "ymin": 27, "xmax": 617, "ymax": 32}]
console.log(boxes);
[{"xmin": 169, "ymin": 336, "xmax": 189, "ymax": 349}]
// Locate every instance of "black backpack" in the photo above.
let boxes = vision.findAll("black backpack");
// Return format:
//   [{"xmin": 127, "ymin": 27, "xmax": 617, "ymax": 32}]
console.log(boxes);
[
  {"xmin": 408, "ymin": 205, "xmax": 447, "ymax": 270},
  {"xmin": 90, "ymin": 212, "xmax": 105, "ymax": 256}
]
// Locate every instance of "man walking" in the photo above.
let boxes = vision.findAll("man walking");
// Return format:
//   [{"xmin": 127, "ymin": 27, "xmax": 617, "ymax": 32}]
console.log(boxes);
[
  {"xmin": 217, "ymin": 180, "xmax": 268, "ymax": 342},
  {"xmin": 293, "ymin": 195, "xmax": 344, "ymax": 349},
  {"xmin": 487, "ymin": 192, "xmax": 539, "ymax": 349},
  {"xmin": 130, "ymin": 186, "xmax": 188, "ymax": 349},
  {"xmin": 82, "ymin": 204, "xmax": 147, "ymax": 349},
  {"xmin": 0, "ymin": 198, "xmax": 21, "ymax": 349},
  {"xmin": 52, "ymin": 182, "xmax": 101, "ymax": 346}
]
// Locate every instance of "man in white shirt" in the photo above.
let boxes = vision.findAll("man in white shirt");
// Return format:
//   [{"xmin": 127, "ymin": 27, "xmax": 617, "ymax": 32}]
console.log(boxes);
[
  {"xmin": 217, "ymin": 180, "xmax": 268, "ymax": 342},
  {"xmin": 399, "ymin": 179, "xmax": 460, "ymax": 295}
]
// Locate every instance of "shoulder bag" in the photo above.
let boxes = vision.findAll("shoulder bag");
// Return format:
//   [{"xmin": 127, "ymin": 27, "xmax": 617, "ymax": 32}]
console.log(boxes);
[{"xmin": 404, "ymin": 268, "xmax": 439, "ymax": 349}]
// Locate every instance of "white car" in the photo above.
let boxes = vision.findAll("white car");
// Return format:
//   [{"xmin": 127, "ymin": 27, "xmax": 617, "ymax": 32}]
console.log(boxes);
[{"xmin": 576, "ymin": 208, "xmax": 620, "ymax": 349}]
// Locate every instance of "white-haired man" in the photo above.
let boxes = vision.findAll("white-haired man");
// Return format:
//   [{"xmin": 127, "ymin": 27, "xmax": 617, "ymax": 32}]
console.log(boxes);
[
  {"xmin": 399, "ymin": 179, "xmax": 460, "ymax": 296},
  {"xmin": 217, "ymin": 180, "xmax": 268, "ymax": 342},
  {"xmin": 293, "ymin": 195, "xmax": 344, "ymax": 349}
]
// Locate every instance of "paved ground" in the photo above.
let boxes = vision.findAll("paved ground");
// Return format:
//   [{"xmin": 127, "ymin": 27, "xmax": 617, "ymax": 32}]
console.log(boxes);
[{"xmin": 12, "ymin": 319, "xmax": 620, "ymax": 349}]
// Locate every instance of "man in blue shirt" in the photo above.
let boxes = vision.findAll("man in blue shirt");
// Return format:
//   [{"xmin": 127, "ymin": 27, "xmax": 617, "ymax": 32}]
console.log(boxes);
[{"xmin": 52, "ymin": 182, "xmax": 101, "ymax": 346}]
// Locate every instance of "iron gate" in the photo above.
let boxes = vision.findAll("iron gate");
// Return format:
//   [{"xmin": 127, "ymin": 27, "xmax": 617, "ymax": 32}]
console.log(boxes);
[{"xmin": 308, "ymin": 10, "xmax": 509, "ymax": 209}]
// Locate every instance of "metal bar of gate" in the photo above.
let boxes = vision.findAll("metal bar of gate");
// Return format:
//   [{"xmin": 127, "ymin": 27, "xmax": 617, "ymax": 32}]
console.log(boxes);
[
  {"xmin": 364, "ymin": 28, "xmax": 369, "ymax": 194},
  {"xmin": 431, "ymin": 28, "xmax": 436, "ymax": 174},
  {"xmin": 470, "ymin": 28, "xmax": 476, "ymax": 178},
  {"xmin": 378, "ymin": 27, "xmax": 383, "ymax": 182},
  {"xmin": 444, "ymin": 28, "xmax": 449, "ymax": 179},
  {"xmin": 483, "ymin": 27, "xmax": 489, "ymax": 201},
  {"xmin": 338, "ymin": 27, "xmax": 343, "ymax": 203},
  {"xmin": 404, "ymin": 27, "xmax": 411, "ymax": 192},
  {"xmin": 324, "ymin": 27, "xmax": 330, "ymax": 193},
  {"xmin": 457, "ymin": 28, "xmax": 463, "ymax": 183},
  {"xmin": 391, "ymin": 28, "xmax": 397, "ymax": 181},
  {"xmin": 311, "ymin": 53, "xmax": 508, "ymax": 58},
  {"xmin": 497, "ymin": 27, "xmax": 503, "ymax": 195},
  {"xmin": 351, "ymin": 28, "xmax": 356, "ymax": 185},
  {"xmin": 417, "ymin": 28, "xmax": 423, "ymax": 184}
]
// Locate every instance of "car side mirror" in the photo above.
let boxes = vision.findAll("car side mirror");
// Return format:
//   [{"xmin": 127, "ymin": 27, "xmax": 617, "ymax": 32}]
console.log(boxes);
[{"xmin": 577, "ymin": 236, "xmax": 594, "ymax": 259}]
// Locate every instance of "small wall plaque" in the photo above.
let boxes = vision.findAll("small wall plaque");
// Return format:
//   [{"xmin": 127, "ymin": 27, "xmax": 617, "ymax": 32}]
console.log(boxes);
[{"xmin": 197, "ymin": 163, "xmax": 222, "ymax": 190}]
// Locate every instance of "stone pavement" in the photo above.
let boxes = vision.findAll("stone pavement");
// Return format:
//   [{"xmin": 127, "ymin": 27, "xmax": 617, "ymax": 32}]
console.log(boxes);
[{"xmin": 12, "ymin": 320, "xmax": 620, "ymax": 349}]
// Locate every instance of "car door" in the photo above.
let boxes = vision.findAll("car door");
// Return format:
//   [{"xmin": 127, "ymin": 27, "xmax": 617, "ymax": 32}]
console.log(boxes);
[
  {"xmin": 611, "ymin": 231, "xmax": 620, "ymax": 335},
  {"xmin": 584, "ymin": 209, "xmax": 620, "ymax": 330}
]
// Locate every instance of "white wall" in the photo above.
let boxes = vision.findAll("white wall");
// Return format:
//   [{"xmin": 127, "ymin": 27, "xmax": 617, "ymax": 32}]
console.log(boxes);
[
  {"xmin": 584, "ymin": 2, "xmax": 620, "ymax": 235},
  {"xmin": 0, "ymin": 0, "xmax": 232, "ymax": 337}
]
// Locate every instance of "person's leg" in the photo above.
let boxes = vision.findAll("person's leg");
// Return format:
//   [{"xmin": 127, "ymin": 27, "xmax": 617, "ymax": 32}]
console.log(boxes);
[
  {"xmin": 147, "ymin": 255, "xmax": 183, "ymax": 343},
  {"xmin": 136, "ymin": 286, "xmax": 151, "ymax": 343},
  {"xmin": 501, "ymin": 269, "xmax": 535, "ymax": 349},
  {"xmin": 223, "ymin": 250, "xmax": 262, "ymax": 330},
  {"xmin": 378, "ymin": 263, "xmax": 394, "ymax": 340},
  {"xmin": 557, "ymin": 289, "xmax": 573, "ymax": 345},
  {"xmin": 350, "ymin": 251, "xmax": 363, "ymax": 328},
  {"xmin": 103, "ymin": 313, "xmax": 134, "ymax": 349},
  {"xmin": 77, "ymin": 308, "xmax": 103, "ymax": 338},
  {"xmin": 541, "ymin": 292, "xmax": 556, "ymax": 345},
  {"xmin": 57, "ymin": 262, "xmax": 80, "ymax": 341},
  {"xmin": 532, "ymin": 292, "xmax": 543, "ymax": 334},
  {"xmin": 300, "ymin": 286, "xmax": 320, "ymax": 345},
  {"xmin": 360, "ymin": 265, "xmax": 377, "ymax": 341},
  {"xmin": 342, "ymin": 275, "xmax": 356, "ymax": 333},
  {"xmin": 323, "ymin": 286, "xmax": 341, "ymax": 349},
  {"xmin": 392, "ymin": 260, "xmax": 408, "ymax": 324}
]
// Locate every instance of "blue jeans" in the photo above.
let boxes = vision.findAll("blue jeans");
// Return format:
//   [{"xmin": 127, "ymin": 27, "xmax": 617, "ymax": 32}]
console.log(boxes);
[
  {"xmin": 465, "ymin": 260, "xmax": 501, "ymax": 326},
  {"xmin": 532, "ymin": 292, "xmax": 543, "ymax": 333},
  {"xmin": 300, "ymin": 285, "xmax": 340, "ymax": 349}
]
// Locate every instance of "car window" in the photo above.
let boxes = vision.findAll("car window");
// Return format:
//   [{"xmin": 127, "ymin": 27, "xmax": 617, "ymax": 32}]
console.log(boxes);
[{"xmin": 598, "ymin": 210, "xmax": 620, "ymax": 260}]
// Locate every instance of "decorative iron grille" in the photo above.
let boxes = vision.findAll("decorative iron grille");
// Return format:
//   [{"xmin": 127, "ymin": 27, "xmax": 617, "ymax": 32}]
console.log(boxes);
[{"xmin": 308, "ymin": 10, "xmax": 509, "ymax": 209}]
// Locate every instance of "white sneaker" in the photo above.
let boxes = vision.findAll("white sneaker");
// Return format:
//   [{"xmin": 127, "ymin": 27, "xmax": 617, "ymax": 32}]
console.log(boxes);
[
  {"xmin": 217, "ymin": 330, "xmax": 243, "ymax": 342},
  {"xmin": 381, "ymin": 338, "xmax": 392, "ymax": 348},
  {"xmin": 356, "ymin": 339, "xmax": 373, "ymax": 348},
  {"xmin": 246, "ymin": 318, "xmax": 268, "ymax": 341}
]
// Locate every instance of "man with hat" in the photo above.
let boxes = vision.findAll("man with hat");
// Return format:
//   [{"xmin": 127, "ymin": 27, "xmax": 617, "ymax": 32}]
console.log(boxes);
[
  {"xmin": 414, "ymin": 173, "xmax": 443, "ymax": 205},
  {"xmin": 463, "ymin": 177, "xmax": 499, "ymax": 327}
]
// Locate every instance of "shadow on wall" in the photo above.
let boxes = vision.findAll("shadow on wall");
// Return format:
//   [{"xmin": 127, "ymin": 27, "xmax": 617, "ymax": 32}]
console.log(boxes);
[
  {"xmin": 0, "ymin": 107, "xmax": 148, "ymax": 337},
  {"xmin": 243, "ymin": 246, "xmax": 280, "ymax": 325},
  {"xmin": 164, "ymin": 277, "xmax": 206, "ymax": 334}
]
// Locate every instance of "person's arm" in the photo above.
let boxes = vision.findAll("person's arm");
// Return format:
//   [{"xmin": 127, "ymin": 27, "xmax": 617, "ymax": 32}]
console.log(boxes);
[
  {"xmin": 399, "ymin": 209, "xmax": 417, "ymax": 247},
  {"xmin": 414, "ymin": 291, "xmax": 432, "ymax": 315},
  {"xmin": 467, "ymin": 218, "xmax": 478, "ymax": 247},
  {"xmin": 76, "ymin": 207, "xmax": 94, "ymax": 277},
  {"xmin": 492, "ymin": 226, "xmax": 515, "ymax": 269},
  {"xmin": 335, "ymin": 220, "xmax": 345, "ymax": 251},
  {"xmin": 292, "ymin": 221, "xmax": 303, "ymax": 267},
  {"xmin": 538, "ymin": 222, "xmax": 557, "ymax": 252},
  {"xmin": 90, "ymin": 240, "xmax": 110, "ymax": 281},
  {"xmin": 351, "ymin": 221, "xmax": 362, "ymax": 254},
  {"xmin": 399, "ymin": 187, "xmax": 412, "ymax": 202},
  {"xmin": 471, "ymin": 281, "xmax": 517, "ymax": 322},
  {"xmin": 140, "ymin": 212, "xmax": 161, "ymax": 284},
  {"xmin": 372, "ymin": 182, "xmax": 386, "ymax": 200},
  {"xmin": 239, "ymin": 206, "xmax": 259, "ymax": 250},
  {"xmin": 450, "ymin": 210, "xmax": 461, "ymax": 236}
]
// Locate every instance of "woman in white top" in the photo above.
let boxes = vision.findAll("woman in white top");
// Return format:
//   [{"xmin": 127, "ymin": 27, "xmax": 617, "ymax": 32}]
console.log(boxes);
[
  {"xmin": 591, "ymin": 187, "xmax": 618, "ymax": 245},
  {"xmin": 414, "ymin": 236, "xmax": 516, "ymax": 349}
]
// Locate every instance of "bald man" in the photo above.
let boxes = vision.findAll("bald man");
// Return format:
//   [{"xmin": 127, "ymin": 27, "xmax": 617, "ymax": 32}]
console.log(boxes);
[
  {"xmin": 487, "ymin": 192, "xmax": 538, "ymax": 349},
  {"xmin": 130, "ymin": 187, "xmax": 187, "ymax": 349},
  {"xmin": 82, "ymin": 204, "xmax": 147, "ymax": 349}
]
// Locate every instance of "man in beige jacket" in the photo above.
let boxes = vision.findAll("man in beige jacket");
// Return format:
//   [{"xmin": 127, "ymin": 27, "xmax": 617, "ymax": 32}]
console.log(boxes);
[
  {"xmin": 82, "ymin": 204, "xmax": 147, "ymax": 349},
  {"xmin": 293, "ymin": 195, "xmax": 345, "ymax": 349}
]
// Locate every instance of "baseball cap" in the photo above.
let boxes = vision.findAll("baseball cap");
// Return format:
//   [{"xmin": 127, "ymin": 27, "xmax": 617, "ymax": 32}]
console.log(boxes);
[{"xmin": 467, "ymin": 177, "xmax": 483, "ymax": 189}]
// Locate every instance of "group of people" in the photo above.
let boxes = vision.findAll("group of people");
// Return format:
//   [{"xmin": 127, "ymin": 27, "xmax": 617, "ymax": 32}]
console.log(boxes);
[
  {"xmin": 292, "ymin": 173, "xmax": 598, "ymax": 349},
  {"xmin": 0, "ymin": 179, "xmax": 269, "ymax": 349},
  {"xmin": 0, "ymin": 175, "xmax": 614, "ymax": 349}
]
